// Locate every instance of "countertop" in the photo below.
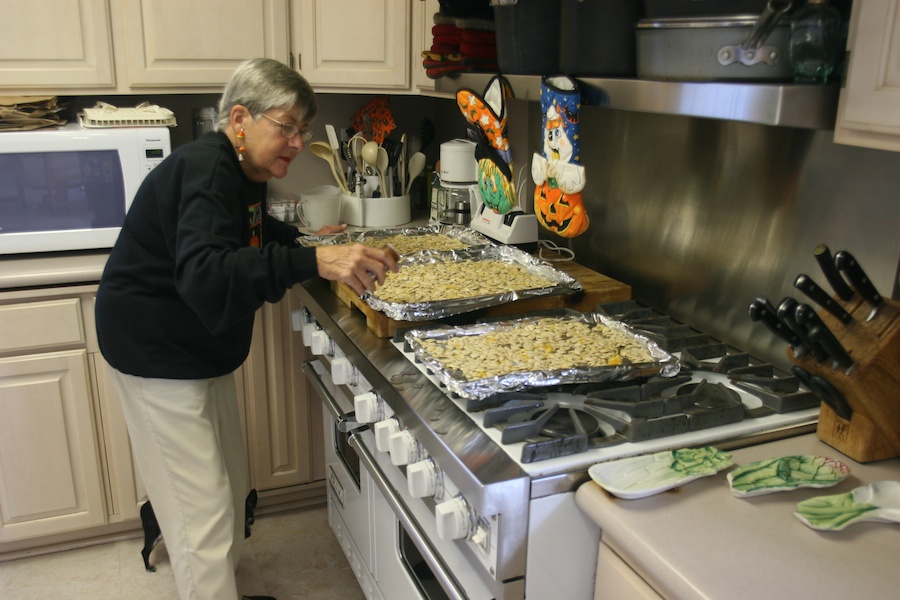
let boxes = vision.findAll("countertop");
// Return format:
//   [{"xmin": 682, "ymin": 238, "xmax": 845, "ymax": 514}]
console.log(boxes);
[
  {"xmin": 575, "ymin": 434, "xmax": 900, "ymax": 600},
  {"xmin": 0, "ymin": 251, "xmax": 109, "ymax": 289}
]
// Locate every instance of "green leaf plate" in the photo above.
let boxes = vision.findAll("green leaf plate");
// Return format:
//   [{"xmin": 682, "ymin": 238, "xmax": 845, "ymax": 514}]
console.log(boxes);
[
  {"xmin": 588, "ymin": 446, "xmax": 733, "ymax": 500},
  {"xmin": 727, "ymin": 455, "xmax": 851, "ymax": 498},
  {"xmin": 795, "ymin": 480, "xmax": 900, "ymax": 531}
]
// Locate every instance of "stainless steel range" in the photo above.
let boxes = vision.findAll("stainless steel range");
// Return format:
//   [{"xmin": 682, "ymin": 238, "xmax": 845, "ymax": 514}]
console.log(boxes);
[{"xmin": 293, "ymin": 280, "xmax": 819, "ymax": 600}]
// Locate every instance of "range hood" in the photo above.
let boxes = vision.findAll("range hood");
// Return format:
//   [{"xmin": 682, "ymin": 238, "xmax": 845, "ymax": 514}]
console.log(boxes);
[{"xmin": 436, "ymin": 74, "xmax": 839, "ymax": 130}]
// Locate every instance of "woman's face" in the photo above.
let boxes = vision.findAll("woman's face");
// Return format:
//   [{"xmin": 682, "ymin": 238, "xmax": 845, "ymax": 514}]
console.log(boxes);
[{"xmin": 238, "ymin": 106, "xmax": 310, "ymax": 182}]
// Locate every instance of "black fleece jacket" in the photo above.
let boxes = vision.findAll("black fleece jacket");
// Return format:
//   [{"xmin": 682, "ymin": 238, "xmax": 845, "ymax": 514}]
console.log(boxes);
[{"xmin": 96, "ymin": 131, "xmax": 318, "ymax": 379}]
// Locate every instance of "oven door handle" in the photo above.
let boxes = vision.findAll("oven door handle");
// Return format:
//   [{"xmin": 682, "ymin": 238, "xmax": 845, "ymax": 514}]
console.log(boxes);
[
  {"xmin": 349, "ymin": 433, "xmax": 469, "ymax": 600},
  {"xmin": 302, "ymin": 358, "xmax": 363, "ymax": 433}
]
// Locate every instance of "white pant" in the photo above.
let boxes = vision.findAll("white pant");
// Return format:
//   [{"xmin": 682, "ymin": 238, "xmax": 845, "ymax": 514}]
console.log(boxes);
[{"xmin": 110, "ymin": 368, "xmax": 248, "ymax": 600}]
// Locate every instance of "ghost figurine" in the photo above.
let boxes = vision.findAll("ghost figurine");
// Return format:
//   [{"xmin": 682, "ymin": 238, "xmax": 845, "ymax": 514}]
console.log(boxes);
[{"xmin": 531, "ymin": 76, "xmax": 589, "ymax": 238}]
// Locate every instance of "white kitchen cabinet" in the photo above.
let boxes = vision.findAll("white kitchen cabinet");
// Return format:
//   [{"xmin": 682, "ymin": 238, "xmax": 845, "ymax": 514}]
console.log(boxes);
[
  {"xmin": 834, "ymin": 0, "xmax": 900, "ymax": 152},
  {"xmin": 0, "ymin": 0, "xmax": 115, "ymax": 89},
  {"xmin": 288, "ymin": 0, "xmax": 410, "ymax": 90},
  {"xmin": 0, "ymin": 277, "xmax": 325, "ymax": 557},
  {"xmin": 115, "ymin": 0, "xmax": 290, "ymax": 88},
  {"xmin": 594, "ymin": 543, "xmax": 663, "ymax": 600},
  {"xmin": 241, "ymin": 290, "xmax": 325, "ymax": 496},
  {"xmin": 0, "ymin": 291, "xmax": 107, "ymax": 543},
  {"xmin": 1, "ymin": 0, "xmax": 421, "ymax": 95},
  {"xmin": 413, "ymin": 0, "xmax": 439, "ymax": 92}
]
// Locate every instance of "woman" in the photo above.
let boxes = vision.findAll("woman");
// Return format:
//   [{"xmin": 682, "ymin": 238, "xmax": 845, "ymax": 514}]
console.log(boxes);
[{"xmin": 95, "ymin": 58, "xmax": 397, "ymax": 600}]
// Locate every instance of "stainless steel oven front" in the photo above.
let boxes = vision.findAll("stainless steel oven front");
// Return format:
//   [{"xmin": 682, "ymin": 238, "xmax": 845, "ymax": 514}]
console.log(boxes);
[{"xmin": 304, "ymin": 351, "xmax": 499, "ymax": 600}]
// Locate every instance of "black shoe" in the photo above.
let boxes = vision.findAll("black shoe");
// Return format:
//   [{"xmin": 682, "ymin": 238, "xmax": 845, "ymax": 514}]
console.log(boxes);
[{"xmin": 242, "ymin": 596, "xmax": 276, "ymax": 600}]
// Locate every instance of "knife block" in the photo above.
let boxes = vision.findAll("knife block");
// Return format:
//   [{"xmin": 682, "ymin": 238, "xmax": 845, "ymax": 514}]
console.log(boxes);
[{"xmin": 788, "ymin": 297, "xmax": 900, "ymax": 463}]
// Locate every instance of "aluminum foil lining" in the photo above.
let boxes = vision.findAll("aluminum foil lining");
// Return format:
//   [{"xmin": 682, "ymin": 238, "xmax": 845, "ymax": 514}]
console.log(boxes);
[
  {"xmin": 295, "ymin": 224, "xmax": 493, "ymax": 251},
  {"xmin": 405, "ymin": 313, "xmax": 680, "ymax": 400},
  {"xmin": 364, "ymin": 245, "xmax": 584, "ymax": 321}
]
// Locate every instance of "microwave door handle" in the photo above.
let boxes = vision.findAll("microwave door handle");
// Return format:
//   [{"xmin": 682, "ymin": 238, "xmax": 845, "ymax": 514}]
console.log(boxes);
[
  {"xmin": 302, "ymin": 359, "xmax": 363, "ymax": 433},
  {"xmin": 349, "ymin": 433, "xmax": 468, "ymax": 600}
]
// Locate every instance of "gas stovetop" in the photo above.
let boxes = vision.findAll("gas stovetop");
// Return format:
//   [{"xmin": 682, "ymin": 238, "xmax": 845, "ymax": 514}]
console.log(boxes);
[{"xmin": 391, "ymin": 301, "xmax": 820, "ymax": 478}]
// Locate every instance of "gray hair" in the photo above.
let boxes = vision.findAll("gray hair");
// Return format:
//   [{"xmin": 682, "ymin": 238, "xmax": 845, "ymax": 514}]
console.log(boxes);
[{"xmin": 216, "ymin": 58, "xmax": 317, "ymax": 130}]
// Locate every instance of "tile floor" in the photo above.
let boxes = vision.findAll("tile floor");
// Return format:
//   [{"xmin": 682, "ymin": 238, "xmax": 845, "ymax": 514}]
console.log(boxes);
[{"xmin": 0, "ymin": 504, "xmax": 365, "ymax": 600}]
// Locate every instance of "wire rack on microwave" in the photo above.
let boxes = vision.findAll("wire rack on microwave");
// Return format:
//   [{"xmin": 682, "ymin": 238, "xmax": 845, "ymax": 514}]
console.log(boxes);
[{"xmin": 79, "ymin": 101, "xmax": 177, "ymax": 128}]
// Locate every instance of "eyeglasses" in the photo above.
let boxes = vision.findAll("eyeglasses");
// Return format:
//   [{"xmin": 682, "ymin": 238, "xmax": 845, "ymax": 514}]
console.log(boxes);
[{"xmin": 258, "ymin": 113, "xmax": 313, "ymax": 142}]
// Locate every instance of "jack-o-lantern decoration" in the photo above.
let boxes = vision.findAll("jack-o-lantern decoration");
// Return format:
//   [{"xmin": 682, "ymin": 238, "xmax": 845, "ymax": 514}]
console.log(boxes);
[{"xmin": 534, "ymin": 182, "xmax": 589, "ymax": 238}]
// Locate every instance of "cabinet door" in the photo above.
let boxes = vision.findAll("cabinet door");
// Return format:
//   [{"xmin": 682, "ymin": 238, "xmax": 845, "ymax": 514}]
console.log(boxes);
[
  {"xmin": 117, "ymin": 0, "xmax": 289, "ymax": 88},
  {"xmin": 413, "ymin": 0, "xmax": 439, "ymax": 92},
  {"xmin": 242, "ymin": 293, "xmax": 320, "ymax": 491},
  {"xmin": 0, "ymin": 351, "xmax": 106, "ymax": 542},
  {"xmin": 594, "ymin": 543, "xmax": 664, "ymax": 600},
  {"xmin": 91, "ymin": 353, "xmax": 146, "ymax": 522},
  {"xmin": 834, "ymin": 0, "xmax": 900, "ymax": 151},
  {"xmin": 290, "ymin": 0, "xmax": 410, "ymax": 89},
  {"xmin": 0, "ymin": 0, "xmax": 114, "ymax": 89}
]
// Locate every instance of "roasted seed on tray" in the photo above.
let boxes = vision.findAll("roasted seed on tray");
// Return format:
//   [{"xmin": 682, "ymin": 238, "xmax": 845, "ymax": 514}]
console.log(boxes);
[
  {"xmin": 358, "ymin": 233, "xmax": 470, "ymax": 254},
  {"xmin": 303, "ymin": 233, "xmax": 470, "ymax": 254},
  {"xmin": 373, "ymin": 259, "xmax": 556, "ymax": 304},
  {"xmin": 416, "ymin": 317, "xmax": 656, "ymax": 380}
]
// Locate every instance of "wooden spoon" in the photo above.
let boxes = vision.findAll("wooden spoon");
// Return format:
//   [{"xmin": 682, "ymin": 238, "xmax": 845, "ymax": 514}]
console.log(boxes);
[
  {"xmin": 310, "ymin": 141, "xmax": 348, "ymax": 194},
  {"xmin": 404, "ymin": 152, "xmax": 426, "ymax": 195}
]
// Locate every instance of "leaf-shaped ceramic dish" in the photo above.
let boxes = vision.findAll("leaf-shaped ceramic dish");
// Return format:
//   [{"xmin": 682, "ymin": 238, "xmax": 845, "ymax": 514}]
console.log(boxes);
[
  {"xmin": 726, "ymin": 455, "xmax": 851, "ymax": 498},
  {"xmin": 794, "ymin": 480, "xmax": 900, "ymax": 531},
  {"xmin": 588, "ymin": 446, "xmax": 733, "ymax": 500}
]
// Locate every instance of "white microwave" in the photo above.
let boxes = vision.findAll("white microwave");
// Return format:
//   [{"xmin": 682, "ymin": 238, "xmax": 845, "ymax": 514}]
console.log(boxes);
[{"xmin": 0, "ymin": 123, "xmax": 171, "ymax": 255}]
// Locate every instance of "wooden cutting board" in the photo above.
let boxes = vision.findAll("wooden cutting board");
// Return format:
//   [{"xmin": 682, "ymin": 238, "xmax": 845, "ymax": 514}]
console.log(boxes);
[{"xmin": 330, "ymin": 256, "xmax": 632, "ymax": 338}]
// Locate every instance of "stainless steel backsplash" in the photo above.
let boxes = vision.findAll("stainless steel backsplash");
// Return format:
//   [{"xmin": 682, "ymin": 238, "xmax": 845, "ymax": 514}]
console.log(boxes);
[{"xmin": 515, "ymin": 100, "xmax": 900, "ymax": 368}]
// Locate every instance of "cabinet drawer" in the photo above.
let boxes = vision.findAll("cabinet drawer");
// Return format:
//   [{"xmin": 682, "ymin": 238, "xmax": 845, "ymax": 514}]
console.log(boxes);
[{"xmin": 0, "ymin": 299, "xmax": 85, "ymax": 353}]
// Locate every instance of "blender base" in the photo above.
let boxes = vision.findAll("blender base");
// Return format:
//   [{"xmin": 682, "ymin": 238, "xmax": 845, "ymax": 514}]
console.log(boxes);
[{"xmin": 470, "ymin": 204, "xmax": 539, "ymax": 246}]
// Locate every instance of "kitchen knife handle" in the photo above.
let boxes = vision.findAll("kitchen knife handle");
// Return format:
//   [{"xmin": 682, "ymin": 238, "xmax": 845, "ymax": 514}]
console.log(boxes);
[
  {"xmin": 749, "ymin": 300, "xmax": 802, "ymax": 348},
  {"xmin": 793, "ymin": 274, "xmax": 853, "ymax": 325},
  {"xmin": 813, "ymin": 244, "xmax": 854, "ymax": 301},
  {"xmin": 778, "ymin": 298, "xmax": 826, "ymax": 362},
  {"xmin": 807, "ymin": 325, "xmax": 855, "ymax": 371},
  {"xmin": 792, "ymin": 366, "xmax": 853, "ymax": 421},
  {"xmin": 809, "ymin": 374, "xmax": 853, "ymax": 421},
  {"xmin": 794, "ymin": 302, "xmax": 828, "ymax": 331},
  {"xmin": 834, "ymin": 250, "xmax": 884, "ymax": 308}
]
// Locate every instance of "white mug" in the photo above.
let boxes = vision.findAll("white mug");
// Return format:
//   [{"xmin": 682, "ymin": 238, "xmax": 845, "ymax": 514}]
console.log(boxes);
[{"xmin": 297, "ymin": 185, "xmax": 342, "ymax": 231}]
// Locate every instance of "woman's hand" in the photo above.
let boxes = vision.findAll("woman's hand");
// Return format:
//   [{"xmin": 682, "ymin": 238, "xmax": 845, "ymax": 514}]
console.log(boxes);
[
  {"xmin": 315, "ymin": 223, "xmax": 348, "ymax": 235},
  {"xmin": 315, "ymin": 243, "xmax": 399, "ymax": 295}
]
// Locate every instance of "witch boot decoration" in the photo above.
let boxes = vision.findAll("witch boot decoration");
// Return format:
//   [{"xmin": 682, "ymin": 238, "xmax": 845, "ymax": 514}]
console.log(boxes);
[{"xmin": 456, "ymin": 74, "xmax": 517, "ymax": 214}]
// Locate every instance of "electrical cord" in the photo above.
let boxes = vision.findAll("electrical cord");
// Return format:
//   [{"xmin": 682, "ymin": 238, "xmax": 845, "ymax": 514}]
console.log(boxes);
[{"xmin": 537, "ymin": 239, "xmax": 575, "ymax": 262}]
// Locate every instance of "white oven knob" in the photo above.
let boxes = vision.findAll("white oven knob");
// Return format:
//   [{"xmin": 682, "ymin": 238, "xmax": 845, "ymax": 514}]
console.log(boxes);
[
  {"xmin": 435, "ymin": 496, "xmax": 472, "ymax": 541},
  {"xmin": 290, "ymin": 309, "xmax": 305, "ymax": 332},
  {"xmin": 388, "ymin": 430, "xmax": 423, "ymax": 466},
  {"xmin": 331, "ymin": 357, "xmax": 355, "ymax": 385},
  {"xmin": 374, "ymin": 418, "xmax": 400, "ymax": 453},
  {"xmin": 301, "ymin": 322, "xmax": 317, "ymax": 347},
  {"xmin": 407, "ymin": 459, "xmax": 440, "ymax": 498},
  {"xmin": 354, "ymin": 391, "xmax": 381, "ymax": 423},
  {"xmin": 310, "ymin": 330, "xmax": 332, "ymax": 356}
]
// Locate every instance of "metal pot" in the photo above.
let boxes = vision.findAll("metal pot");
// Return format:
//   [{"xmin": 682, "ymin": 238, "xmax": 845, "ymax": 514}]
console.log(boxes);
[{"xmin": 636, "ymin": 0, "xmax": 794, "ymax": 81}]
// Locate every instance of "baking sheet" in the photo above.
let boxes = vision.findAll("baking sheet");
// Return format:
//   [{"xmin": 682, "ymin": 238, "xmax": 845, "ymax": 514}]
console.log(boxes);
[
  {"xmin": 405, "ymin": 312, "xmax": 679, "ymax": 399},
  {"xmin": 295, "ymin": 224, "xmax": 493, "ymax": 253},
  {"xmin": 365, "ymin": 245, "xmax": 584, "ymax": 321}
]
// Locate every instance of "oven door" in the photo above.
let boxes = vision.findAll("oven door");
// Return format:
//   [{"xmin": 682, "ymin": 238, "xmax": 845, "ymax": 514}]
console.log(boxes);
[
  {"xmin": 304, "ymin": 358, "xmax": 374, "ymax": 575},
  {"xmin": 350, "ymin": 429, "xmax": 508, "ymax": 600}
]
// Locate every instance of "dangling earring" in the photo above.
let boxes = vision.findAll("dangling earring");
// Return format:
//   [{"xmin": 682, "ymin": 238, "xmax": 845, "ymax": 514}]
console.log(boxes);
[{"xmin": 236, "ymin": 129, "xmax": 246, "ymax": 162}]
